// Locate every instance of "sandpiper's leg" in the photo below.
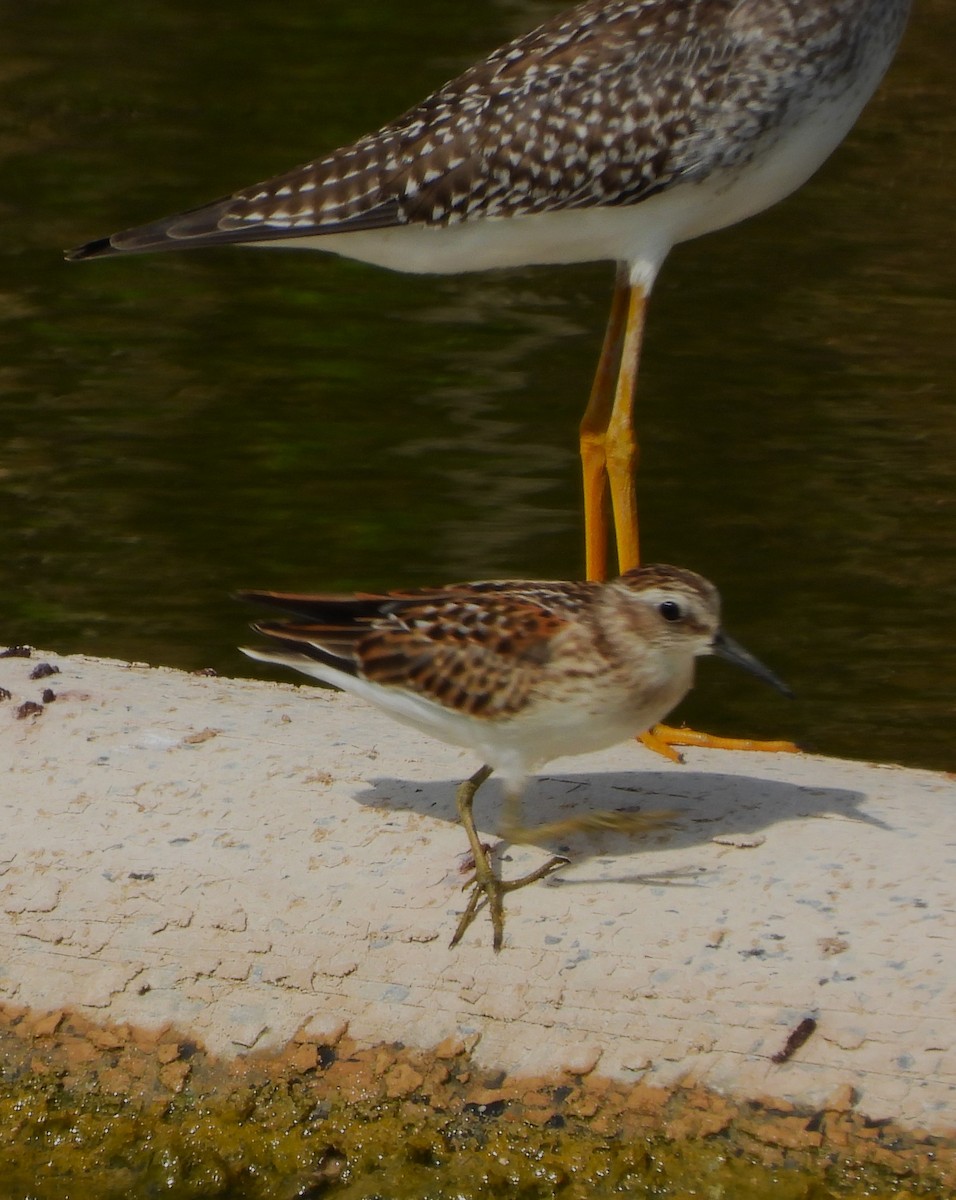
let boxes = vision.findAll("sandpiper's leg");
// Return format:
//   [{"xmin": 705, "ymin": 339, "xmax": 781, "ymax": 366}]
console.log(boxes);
[
  {"xmin": 450, "ymin": 765, "xmax": 495, "ymax": 948},
  {"xmin": 450, "ymin": 769, "xmax": 568, "ymax": 952},
  {"xmin": 503, "ymin": 804, "xmax": 676, "ymax": 843}
]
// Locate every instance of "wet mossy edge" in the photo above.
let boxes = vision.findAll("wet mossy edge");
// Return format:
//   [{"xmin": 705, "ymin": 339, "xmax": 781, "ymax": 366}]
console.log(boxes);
[{"xmin": 0, "ymin": 1001, "xmax": 952, "ymax": 1199}]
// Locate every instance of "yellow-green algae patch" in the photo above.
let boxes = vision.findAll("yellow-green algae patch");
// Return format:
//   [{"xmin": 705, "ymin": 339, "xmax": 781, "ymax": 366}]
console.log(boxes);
[{"xmin": 0, "ymin": 1004, "xmax": 951, "ymax": 1199}]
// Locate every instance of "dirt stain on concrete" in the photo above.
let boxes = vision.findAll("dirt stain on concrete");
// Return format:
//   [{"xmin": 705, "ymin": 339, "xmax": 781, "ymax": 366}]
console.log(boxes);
[{"xmin": 0, "ymin": 1002, "xmax": 950, "ymax": 1199}]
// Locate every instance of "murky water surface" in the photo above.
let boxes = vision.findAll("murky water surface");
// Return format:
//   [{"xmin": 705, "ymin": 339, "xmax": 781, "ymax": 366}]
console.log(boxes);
[
  {"xmin": 2, "ymin": 1, "xmax": 953, "ymax": 771},
  {"xmin": 0, "ymin": 1, "xmax": 954, "ymax": 1196}
]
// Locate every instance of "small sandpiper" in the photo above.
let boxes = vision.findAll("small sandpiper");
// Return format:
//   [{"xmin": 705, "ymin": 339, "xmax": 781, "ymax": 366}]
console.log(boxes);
[
  {"xmin": 240, "ymin": 563, "xmax": 790, "ymax": 949},
  {"xmin": 67, "ymin": 0, "xmax": 911, "ymax": 579}
]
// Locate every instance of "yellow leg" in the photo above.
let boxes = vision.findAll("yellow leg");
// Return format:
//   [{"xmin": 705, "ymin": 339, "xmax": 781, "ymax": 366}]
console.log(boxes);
[
  {"xmin": 503, "ymin": 806, "xmax": 676, "ymax": 843},
  {"xmin": 605, "ymin": 283, "xmax": 646, "ymax": 574},
  {"xmin": 450, "ymin": 767, "xmax": 567, "ymax": 952},
  {"xmin": 495, "ymin": 774, "xmax": 673, "ymax": 869},
  {"xmin": 578, "ymin": 269, "xmax": 798, "ymax": 762},
  {"xmin": 579, "ymin": 269, "xmax": 633, "ymax": 582},
  {"xmin": 650, "ymin": 725, "xmax": 799, "ymax": 754}
]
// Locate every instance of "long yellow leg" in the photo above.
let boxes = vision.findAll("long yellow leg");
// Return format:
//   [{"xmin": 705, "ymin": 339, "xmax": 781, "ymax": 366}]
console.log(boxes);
[
  {"xmin": 649, "ymin": 726, "xmax": 799, "ymax": 756},
  {"xmin": 579, "ymin": 268, "xmax": 798, "ymax": 762},
  {"xmin": 605, "ymin": 283, "xmax": 646, "ymax": 574},
  {"xmin": 579, "ymin": 269, "xmax": 632, "ymax": 582}
]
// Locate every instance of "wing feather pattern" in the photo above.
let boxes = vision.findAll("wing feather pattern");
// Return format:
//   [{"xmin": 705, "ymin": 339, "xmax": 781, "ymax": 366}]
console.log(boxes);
[
  {"xmin": 66, "ymin": 0, "xmax": 817, "ymax": 260},
  {"xmin": 240, "ymin": 581, "xmax": 599, "ymax": 718}
]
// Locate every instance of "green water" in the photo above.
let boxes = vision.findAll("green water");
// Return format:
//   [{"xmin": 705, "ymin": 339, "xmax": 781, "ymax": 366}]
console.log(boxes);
[
  {"xmin": 1, "ymin": 1, "xmax": 955, "ymax": 1195},
  {"xmin": 1, "ymin": 1, "xmax": 954, "ymax": 769}
]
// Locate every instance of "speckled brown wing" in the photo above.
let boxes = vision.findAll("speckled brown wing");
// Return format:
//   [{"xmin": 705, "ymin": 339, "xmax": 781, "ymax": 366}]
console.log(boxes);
[
  {"xmin": 67, "ymin": 0, "xmax": 812, "ymax": 258},
  {"xmin": 242, "ymin": 581, "xmax": 601, "ymax": 718},
  {"xmin": 354, "ymin": 594, "xmax": 571, "ymax": 718},
  {"xmin": 390, "ymin": 0, "xmax": 743, "ymax": 226}
]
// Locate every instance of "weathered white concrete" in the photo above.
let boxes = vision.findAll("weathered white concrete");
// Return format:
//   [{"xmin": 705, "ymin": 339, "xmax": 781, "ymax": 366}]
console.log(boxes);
[{"xmin": 1, "ymin": 648, "xmax": 953, "ymax": 1132}]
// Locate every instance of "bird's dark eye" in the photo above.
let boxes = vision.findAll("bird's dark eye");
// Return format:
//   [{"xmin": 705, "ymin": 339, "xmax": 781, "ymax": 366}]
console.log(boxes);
[{"xmin": 659, "ymin": 600, "xmax": 682, "ymax": 622}]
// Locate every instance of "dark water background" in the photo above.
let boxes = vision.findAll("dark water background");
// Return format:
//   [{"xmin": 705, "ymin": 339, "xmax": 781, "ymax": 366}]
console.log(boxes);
[{"xmin": 1, "ymin": 0, "xmax": 953, "ymax": 770}]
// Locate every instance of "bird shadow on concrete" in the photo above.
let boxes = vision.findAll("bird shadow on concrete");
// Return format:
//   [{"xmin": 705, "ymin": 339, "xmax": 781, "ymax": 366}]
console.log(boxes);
[{"xmin": 354, "ymin": 767, "xmax": 877, "ymax": 876}]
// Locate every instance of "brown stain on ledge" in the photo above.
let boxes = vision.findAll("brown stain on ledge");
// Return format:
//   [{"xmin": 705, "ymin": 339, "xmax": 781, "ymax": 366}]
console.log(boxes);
[{"xmin": 0, "ymin": 1001, "xmax": 951, "ymax": 1198}]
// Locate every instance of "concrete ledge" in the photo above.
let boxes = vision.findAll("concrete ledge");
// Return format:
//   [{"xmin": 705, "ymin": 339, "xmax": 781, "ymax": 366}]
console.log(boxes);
[{"xmin": 2, "ymin": 647, "xmax": 954, "ymax": 1155}]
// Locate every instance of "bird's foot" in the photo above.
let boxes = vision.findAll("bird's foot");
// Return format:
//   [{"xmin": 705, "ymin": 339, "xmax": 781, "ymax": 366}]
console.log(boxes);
[
  {"xmin": 450, "ymin": 846, "xmax": 569, "ymax": 952},
  {"xmin": 640, "ymin": 724, "xmax": 800, "ymax": 764}
]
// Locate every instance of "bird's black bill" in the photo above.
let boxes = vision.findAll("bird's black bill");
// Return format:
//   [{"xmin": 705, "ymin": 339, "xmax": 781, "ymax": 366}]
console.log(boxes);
[{"xmin": 712, "ymin": 632, "xmax": 792, "ymax": 698}]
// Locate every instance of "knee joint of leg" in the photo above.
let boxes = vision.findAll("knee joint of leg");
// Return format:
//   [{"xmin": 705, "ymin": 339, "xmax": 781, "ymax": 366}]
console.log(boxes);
[
  {"xmin": 579, "ymin": 429, "xmax": 608, "ymax": 456},
  {"xmin": 605, "ymin": 434, "xmax": 638, "ymax": 470}
]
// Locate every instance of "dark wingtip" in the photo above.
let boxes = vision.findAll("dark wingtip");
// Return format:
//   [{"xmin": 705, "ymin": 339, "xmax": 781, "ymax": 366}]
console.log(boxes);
[
  {"xmin": 64, "ymin": 237, "xmax": 122, "ymax": 262},
  {"xmin": 234, "ymin": 590, "xmax": 295, "ymax": 611}
]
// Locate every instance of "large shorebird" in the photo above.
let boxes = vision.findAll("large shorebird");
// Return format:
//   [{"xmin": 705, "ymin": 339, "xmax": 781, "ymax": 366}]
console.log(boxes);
[{"xmin": 67, "ymin": 0, "xmax": 911, "ymax": 580}]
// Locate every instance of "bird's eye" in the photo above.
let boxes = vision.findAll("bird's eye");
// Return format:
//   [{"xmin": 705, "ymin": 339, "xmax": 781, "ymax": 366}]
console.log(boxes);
[{"xmin": 658, "ymin": 600, "xmax": 682, "ymax": 622}]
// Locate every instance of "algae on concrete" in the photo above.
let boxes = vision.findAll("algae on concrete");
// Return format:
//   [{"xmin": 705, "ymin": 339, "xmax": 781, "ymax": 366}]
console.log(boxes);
[{"xmin": 0, "ymin": 1005, "xmax": 949, "ymax": 1200}]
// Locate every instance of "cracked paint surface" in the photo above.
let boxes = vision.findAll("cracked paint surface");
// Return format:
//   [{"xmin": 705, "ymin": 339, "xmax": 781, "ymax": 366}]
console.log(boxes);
[{"xmin": 1, "ymin": 648, "xmax": 954, "ymax": 1134}]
